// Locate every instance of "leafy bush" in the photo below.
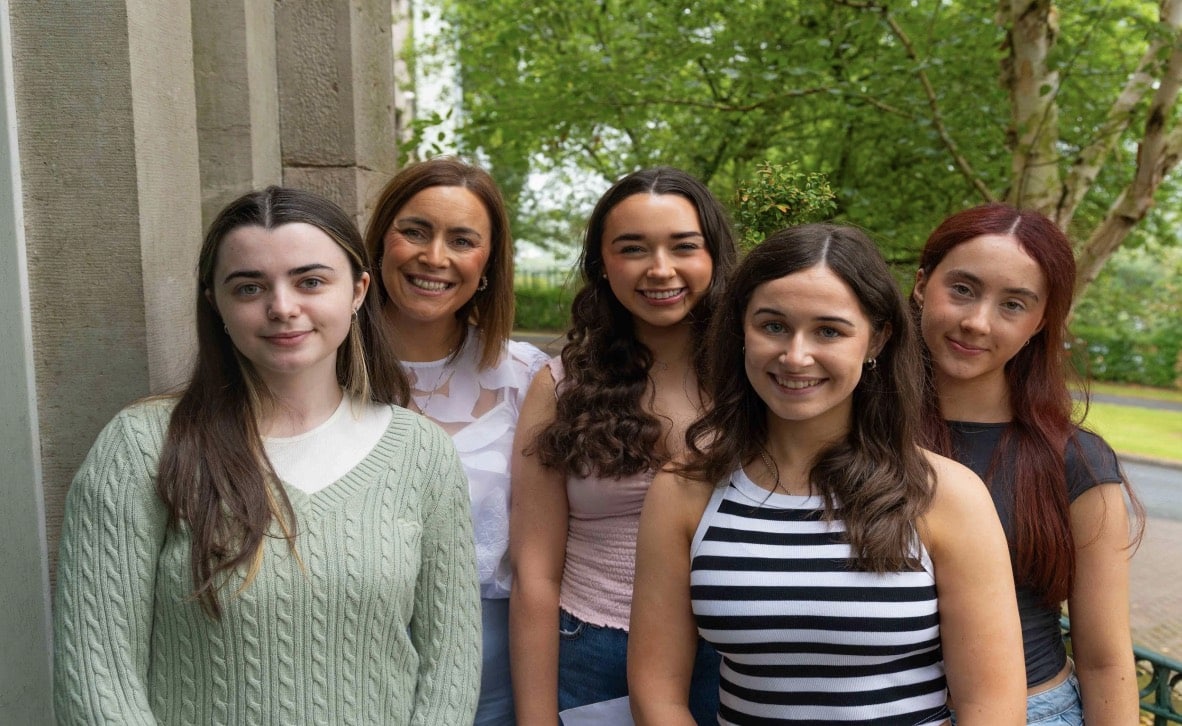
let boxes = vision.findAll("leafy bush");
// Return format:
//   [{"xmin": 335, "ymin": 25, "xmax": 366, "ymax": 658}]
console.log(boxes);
[
  {"xmin": 514, "ymin": 282, "xmax": 574, "ymax": 332},
  {"xmin": 733, "ymin": 162, "xmax": 837, "ymax": 250},
  {"xmin": 1071, "ymin": 323, "xmax": 1182, "ymax": 388}
]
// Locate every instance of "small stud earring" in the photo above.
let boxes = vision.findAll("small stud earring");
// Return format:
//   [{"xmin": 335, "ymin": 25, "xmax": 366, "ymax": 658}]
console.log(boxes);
[{"xmin": 864, "ymin": 357, "xmax": 877, "ymax": 371}]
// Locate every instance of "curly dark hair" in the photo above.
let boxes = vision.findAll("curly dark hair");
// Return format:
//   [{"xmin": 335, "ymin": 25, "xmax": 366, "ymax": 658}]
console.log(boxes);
[
  {"xmin": 681, "ymin": 224, "xmax": 934, "ymax": 573},
  {"xmin": 532, "ymin": 167, "xmax": 737, "ymax": 478}
]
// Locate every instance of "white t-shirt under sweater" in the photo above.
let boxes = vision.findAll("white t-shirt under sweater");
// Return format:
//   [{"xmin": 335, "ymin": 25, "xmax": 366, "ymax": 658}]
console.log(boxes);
[
  {"xmin": 402, "ymin": 332, "xmax": 549, "ymax": 599},
  {"xmin": 264, "ymin": 394, "xmax": 392, "ymax": 494}
]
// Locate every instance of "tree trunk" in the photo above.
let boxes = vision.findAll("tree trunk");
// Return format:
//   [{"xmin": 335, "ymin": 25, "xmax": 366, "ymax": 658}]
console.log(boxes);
[{"xmin": 1003, "ymin": 0, "xmax": 1061, "ymax": 215}]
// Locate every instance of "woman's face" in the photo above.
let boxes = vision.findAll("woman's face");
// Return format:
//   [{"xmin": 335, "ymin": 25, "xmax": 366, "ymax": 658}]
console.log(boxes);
[
  {"xmin": 380, "ymin": 185, "xmax": 492, "ymax": 333},
  {"xmin": 599, "ymin": 193, "xmax": 714, "ymax": 335},
  {"xmin": 913, "ymin": 233, "xmax": 1048, "ymax": 390},
  {"xmin": 743, "ymin": 264, "xmax": 885, "ymax": 436},
  {"xmin": 210, "ymin": 222, "xmax": 367, "ymax": 390}
]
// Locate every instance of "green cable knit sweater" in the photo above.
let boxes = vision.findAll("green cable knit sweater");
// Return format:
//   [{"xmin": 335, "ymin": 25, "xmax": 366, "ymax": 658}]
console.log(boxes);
[{"xmin": 53, "ymin": 399, "xmax": 481, "ymax": 725}]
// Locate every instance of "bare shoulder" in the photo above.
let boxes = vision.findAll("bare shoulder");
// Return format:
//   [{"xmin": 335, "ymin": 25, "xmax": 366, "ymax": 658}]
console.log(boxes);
[
  {"xmin": 646, "ymin": 466, "xmax": 717, "ymax": 533},
  {"xmin": 917, "ymin": 447, "xmax": 996, "ymax": 551},
  {"xmin": 921, "ymin": 447, "xmax": 991, "ymax": 506},
  {"xmin": 517, "ymin": 365, "xmax": 559, "ymax": 428}
]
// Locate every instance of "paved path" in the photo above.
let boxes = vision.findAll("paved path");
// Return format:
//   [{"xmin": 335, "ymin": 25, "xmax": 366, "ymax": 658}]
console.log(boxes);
[
  {"xmin": 1130, "ymin": 515, "xmax": 1182, "ymax": 659},
  {"xmin": 1085, "ymin": 391, "xmax": 1182, "ymax": 412}
]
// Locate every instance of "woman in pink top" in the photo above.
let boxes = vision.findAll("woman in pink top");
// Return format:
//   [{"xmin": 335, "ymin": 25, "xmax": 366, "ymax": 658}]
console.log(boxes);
[{"xmin": 509, "ymin": 167, "xmax": 737, "ymax": 725}]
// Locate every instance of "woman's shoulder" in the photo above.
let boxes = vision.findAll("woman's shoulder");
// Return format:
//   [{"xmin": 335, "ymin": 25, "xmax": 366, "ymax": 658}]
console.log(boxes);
[
  {"xmin": 917, "ymin": 447, "xmax": 1003, "ymax": 555},
  {"xmin": 70, "ymin": 397, "xmax": 180, "ymax": 499},
  {"xmin": 476, "ymin": 337, "xmax": 552, "ymax": 385},
  {"xmin": 1065, "ymin": 426, "xmax": 1123, "ymax": 492},
  {"xmin": 919, "ymin": 447, "xmax": 994, "ymax": 515},
  {"xmin": 99, "ymin": 396, "xmax": 179, "ymax": 445},
  {"xmin": 505, "ymin": 338, "xmax": 552, "ymax": 371}
]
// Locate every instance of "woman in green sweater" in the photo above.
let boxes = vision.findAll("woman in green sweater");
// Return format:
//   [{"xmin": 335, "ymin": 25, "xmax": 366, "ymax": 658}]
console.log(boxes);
[{"xmin": 52, "ymin": 187, "xmax": 481, "ymax": 725}]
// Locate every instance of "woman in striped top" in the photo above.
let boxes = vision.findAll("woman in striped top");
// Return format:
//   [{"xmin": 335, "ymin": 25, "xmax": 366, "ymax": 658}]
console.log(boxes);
[{"xmin": 628, "ymin": 225, "xmax": 1026, "ymax": 725}]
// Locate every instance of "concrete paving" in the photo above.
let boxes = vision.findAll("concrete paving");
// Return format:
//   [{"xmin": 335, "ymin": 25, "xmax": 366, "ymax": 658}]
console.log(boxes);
[{"xmin": 1130, "ymin": 516, "xmax": 1182, "ymax": 660}]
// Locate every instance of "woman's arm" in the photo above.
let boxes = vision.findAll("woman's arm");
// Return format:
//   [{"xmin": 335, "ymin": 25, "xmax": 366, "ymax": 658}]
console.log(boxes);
[
  {"xmin": 921, "ymin": 453, "xmax": 1026, "ymax": 726},
  {"xmin": 627, "ymin": 470, "xmax": 710, "ymax": 726},
  {"xmin": 509, "ymin": 369, "xmax": 570, "ymax": 726},
  {"xmin": 409, "ymin": 427, "xmax": 482, "ymax": 726},
  {"xmin": 1068, "ymin": 483, "xmax": 1138, "ymax": 725},
  {"xmin": 53, "ymin": 409, "xmax": 167, "ymax": 725}
]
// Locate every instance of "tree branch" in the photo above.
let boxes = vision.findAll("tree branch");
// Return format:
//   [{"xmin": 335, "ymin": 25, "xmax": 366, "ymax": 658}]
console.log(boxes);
[
  {"xmin": 835, "ymin": 0, "xmax": 995, "ymax": 201},
  {"xmin": 1058, "ymin": 0, "xmax": 1180, "ymax": 229},
  {"xmin": 1074, "ymin": 0, "xmax": 1182, "ymax": 305}
]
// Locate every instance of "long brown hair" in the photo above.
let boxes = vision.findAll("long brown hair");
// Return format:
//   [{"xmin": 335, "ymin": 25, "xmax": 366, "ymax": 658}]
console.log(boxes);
[
  {"xmin": 914, "ymin": 203, "xmax": 1143, "ymax": 605},
  {"xmin": 532, "ymin": 167, "xmax": 738, "ymax": 478},
  {"xmin": 364, "ymin": 156, "xmax": 515, "ymax": 369},
  {"xmin": 157, "ymin": 186, "xmax": 409, "ymax": 617},
  {"xmin": 682, "ymin": 224, "xmax": 934, "ymax": 572}
]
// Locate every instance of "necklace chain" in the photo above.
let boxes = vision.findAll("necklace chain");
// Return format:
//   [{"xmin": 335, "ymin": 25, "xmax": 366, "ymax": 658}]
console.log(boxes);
[
  {"xmin": 758, "ymin": 448, "xmax": 781, "ymax": 492},
  {"xmin": 414, "ymin": 364, "xmax": 454, "ymax": 417}
]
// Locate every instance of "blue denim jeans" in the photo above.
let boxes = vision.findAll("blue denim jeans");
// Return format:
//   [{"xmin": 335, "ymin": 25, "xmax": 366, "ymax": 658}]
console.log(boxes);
[
  {"xmin": 475, "ymin": 598, "xmax": 515, "ymax": 726},
  {"xmin": 557, "ymin": 609, "xmax": 721, "ymax": 725},
  {"xmin": 1025, "ymin": 671, "xmax": 1083, "ymax": 726},
  {"xmin": 950, "ymin": 669, "xmax": 1083, "ymax": 726}
]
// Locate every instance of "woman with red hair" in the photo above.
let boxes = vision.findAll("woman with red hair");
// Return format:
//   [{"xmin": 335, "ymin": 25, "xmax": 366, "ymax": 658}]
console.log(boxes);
[{"xmin": 912, "ymin": 203, "xmax": 1144, "ymax": 724}]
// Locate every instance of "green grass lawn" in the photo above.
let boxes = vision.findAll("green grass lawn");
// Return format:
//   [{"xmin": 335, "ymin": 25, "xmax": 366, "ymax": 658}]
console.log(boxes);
[{"xmin": 1076, "ymin": 401, "xmax": 1182, "ymax": 463}]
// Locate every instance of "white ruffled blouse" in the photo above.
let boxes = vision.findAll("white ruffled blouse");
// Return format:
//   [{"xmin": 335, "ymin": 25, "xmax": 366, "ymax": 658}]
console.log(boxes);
[{"xmin": 402, "ymin": 332, "xmax": 549, "ymax": 599}]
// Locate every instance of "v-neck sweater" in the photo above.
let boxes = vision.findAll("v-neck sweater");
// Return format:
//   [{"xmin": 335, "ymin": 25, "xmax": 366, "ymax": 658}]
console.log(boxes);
[{"xmin": 53, "ymin": 398, "xmax": 480, "ymax": 725}]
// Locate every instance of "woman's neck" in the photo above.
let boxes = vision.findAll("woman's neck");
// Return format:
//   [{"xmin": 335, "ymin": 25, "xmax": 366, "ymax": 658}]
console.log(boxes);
[
  {"xmin": 258, "ymin": 376, "xmax": 345, "ymax": 437},
  {"xmin": 635, "ymin": 319, "xmax": 695, "ymax": 370},
  {"xmin": 935, "ymin": 370, "xmax": 1012, "ymax": 423},
  {"xmin": 385, "ymin": 306, "xmax": 463, "ymax": 362},
  {"xmin": 761, "ymin": 409, "xmax": 850, "ymax": 490}
]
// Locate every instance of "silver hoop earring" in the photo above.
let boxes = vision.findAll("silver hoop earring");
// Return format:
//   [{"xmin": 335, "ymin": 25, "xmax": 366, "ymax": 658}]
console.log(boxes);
[
  {"xmin": 223, "ymin": 324, "xmax": 229, "ymax": 335},
  {"xmin": 864, "ymin": 357, "xmax": 877, "ymax": 371},
  {"xmin": 477, "ymin": 275, "xmax": 489, "ymax": 292}
]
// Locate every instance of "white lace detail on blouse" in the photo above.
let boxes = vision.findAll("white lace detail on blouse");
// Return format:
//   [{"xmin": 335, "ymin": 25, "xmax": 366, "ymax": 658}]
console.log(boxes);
[{"xmin": 402, "ymin": 334, "xmax": 549, "ymax": 598}]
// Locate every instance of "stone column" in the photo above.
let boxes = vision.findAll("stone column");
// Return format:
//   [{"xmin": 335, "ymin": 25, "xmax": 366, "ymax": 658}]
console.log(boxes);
[
  {"xmin": 5, "ymin": 0, "xmax": 202, "ymax": 599},
  {"xmin": 0, "ymin": 6, "xmax": 54, "ymax": 721},
  {"xmin": 191, "ymin": 0, "xmax": 282, "ymax": 228},
  {"xmin": 276, "ymin": 0, "xmax": 400, "ymax": 226}
]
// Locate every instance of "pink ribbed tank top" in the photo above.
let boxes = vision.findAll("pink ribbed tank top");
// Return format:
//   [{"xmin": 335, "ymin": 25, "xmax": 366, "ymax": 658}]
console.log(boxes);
[{"xmin": 548, "ymin": 357, "xmax": 655, "ymax": 630}]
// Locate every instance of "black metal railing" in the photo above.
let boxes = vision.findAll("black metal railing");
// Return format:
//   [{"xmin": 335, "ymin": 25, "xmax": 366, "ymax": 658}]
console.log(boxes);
[{"xmin": 1062, "ymin": 616, "xmax": 1182, "ymax": 724}]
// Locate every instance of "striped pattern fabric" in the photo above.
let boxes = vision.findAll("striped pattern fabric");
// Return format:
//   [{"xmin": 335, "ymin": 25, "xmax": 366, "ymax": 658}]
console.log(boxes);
[{"xmin": 690, "ymin": 469, "xmax": 950, "ymax": 725}]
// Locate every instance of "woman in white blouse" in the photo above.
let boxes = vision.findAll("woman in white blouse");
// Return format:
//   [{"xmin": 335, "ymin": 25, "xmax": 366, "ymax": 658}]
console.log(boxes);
[{"xmin": 365, "ymin": 157, "xmax": 549, "ymax": 726}]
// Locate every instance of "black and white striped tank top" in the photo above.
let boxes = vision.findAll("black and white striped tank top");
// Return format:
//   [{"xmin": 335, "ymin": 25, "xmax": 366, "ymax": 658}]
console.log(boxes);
[{"xmin": 690, "ymin": 468, "xmax": 950, "ymax": 725}]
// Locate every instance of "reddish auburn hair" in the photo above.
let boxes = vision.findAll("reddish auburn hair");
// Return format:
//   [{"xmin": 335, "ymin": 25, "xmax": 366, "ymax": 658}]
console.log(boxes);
[{"xmin": 916, "ymin": 204, "xmax": 1084, "ymax": 606}]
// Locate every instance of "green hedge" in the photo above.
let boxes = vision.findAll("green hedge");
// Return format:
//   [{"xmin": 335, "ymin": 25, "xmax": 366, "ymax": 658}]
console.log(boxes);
[
  {"xmin": 514, "ymin": 283, "xmax": 574, "ymax": 332},
  {"xmin": 1071, "ymin": 324, "xmax": 1182, "ymax": 388}
]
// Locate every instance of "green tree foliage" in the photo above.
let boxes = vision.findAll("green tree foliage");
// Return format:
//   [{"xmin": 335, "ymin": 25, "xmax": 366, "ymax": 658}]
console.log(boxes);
[
  {"xmin": 424, "ymin": 0, "xmax": 1182, "ymax": 284},
  {"xmin": 1072, "ymin": 243, "xmax": 1182, "ymax": 386}
]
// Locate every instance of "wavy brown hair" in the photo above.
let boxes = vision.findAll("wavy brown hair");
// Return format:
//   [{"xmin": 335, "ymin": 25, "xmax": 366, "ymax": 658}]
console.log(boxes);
[
  {"xmin": 682, "ymin": 224, "xmax": 934, "ymax": 572},
  {"xmin": 364, "ymin": 156, "xmax": 514, "ymax": 369},
  {"xmin": 156, "ymin": 186, "xmax": 409, "ymax": 617},
  {"xmin": 913, "ymin": 203, "xmax": 1144, "ymax": 606},
  {"xmin": 532, "ymin": 167, "xmax": 737, "ymax": 478}
]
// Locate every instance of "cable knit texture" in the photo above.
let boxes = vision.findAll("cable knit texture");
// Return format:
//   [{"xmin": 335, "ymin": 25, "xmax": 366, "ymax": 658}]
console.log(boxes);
[{"xmin": 53, "ymin": 399, "xmax": 481, "ymax": 725}]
